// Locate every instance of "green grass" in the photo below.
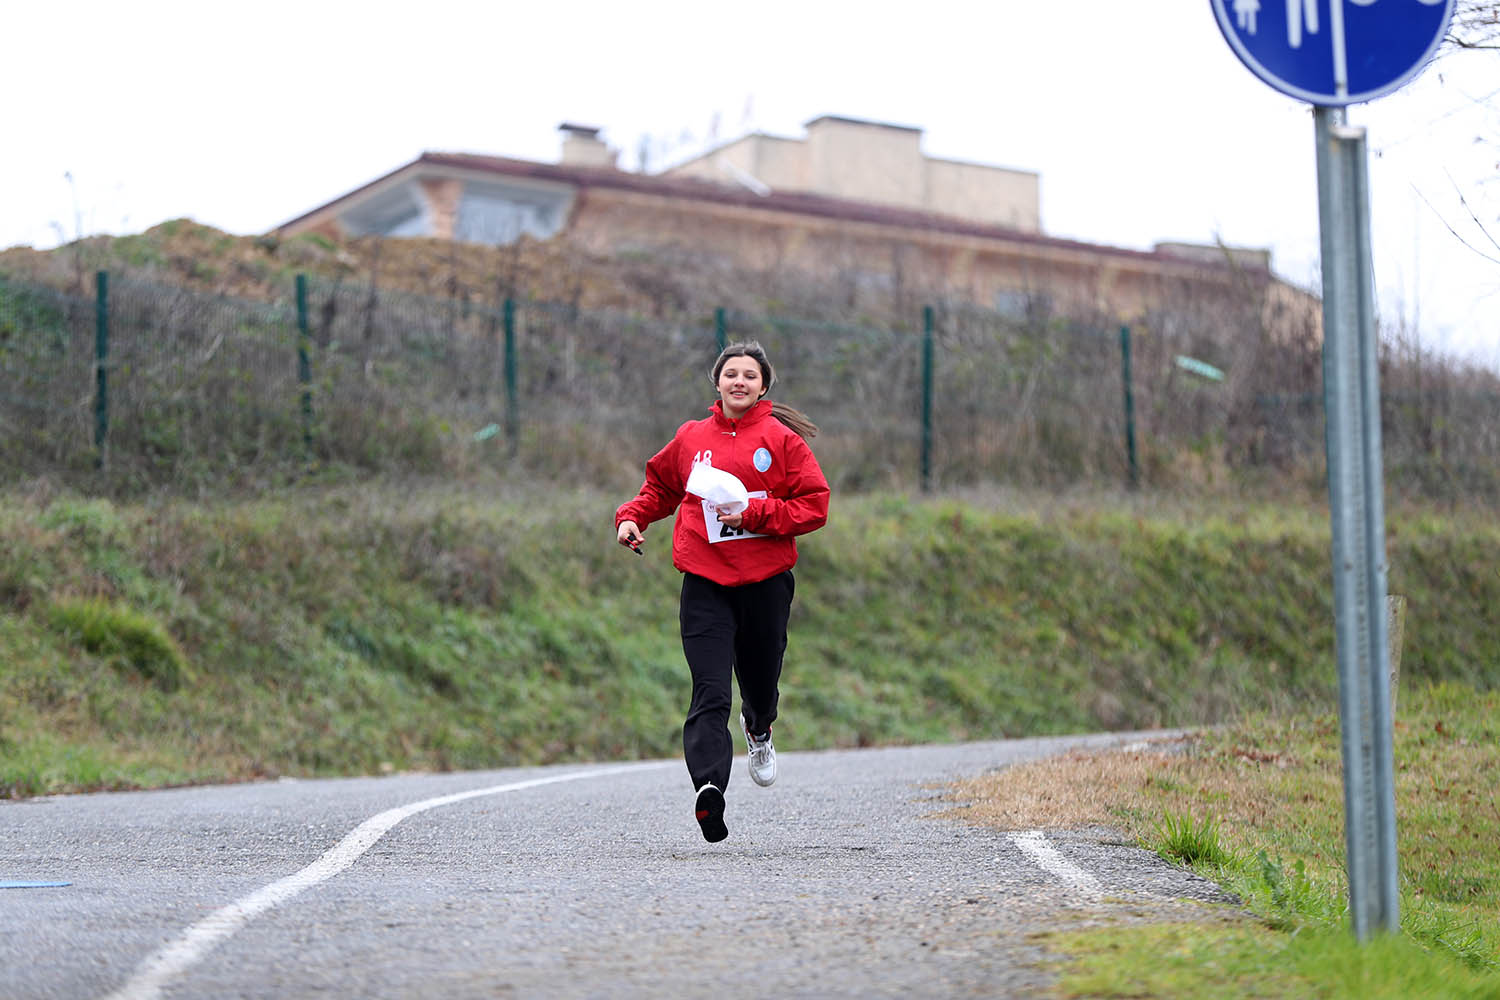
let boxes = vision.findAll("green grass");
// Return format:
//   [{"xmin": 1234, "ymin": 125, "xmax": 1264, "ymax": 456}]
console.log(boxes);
[
  {"xmin": 1052, "ymin": 921, "xmax": 1500, "ymax": 999},
  {"xmin": 1154, "ymin": 810, "xmax": 1230, "ymax": 868},
  {"xmin": 1015, "ymin": 682, "xmax": 1500, "ymax": 997},
  {"xmin": 48, "ymin": 596, "xmax": 192, "ymax": 691},
  {"xmin": 1, "ymin": 483, "xmax": 1498, "ymax": 798},
  {"xmin": 7, "ymin": 479, "xmax": 1500, "ymax": 992}
]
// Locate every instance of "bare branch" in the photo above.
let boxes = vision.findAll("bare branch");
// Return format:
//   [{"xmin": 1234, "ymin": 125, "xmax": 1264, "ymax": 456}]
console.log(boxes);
[
  {"xmin": 1411, "ymin": 181, "xmax": 1500, "ymax": 267},
  {"xmin": 1445, "ymin": 0, "xmax": 1500, "ymax": 51},
  {"xmin": 1447, "ymin": 169, "xmax": 1500, "ymax": 256}
]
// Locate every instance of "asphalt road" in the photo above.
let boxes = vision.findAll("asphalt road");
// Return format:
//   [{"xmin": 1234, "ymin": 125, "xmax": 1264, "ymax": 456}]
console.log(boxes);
[{"xmin": 1, "ymin": 732, "xmax": 1231, "ymax": 999}]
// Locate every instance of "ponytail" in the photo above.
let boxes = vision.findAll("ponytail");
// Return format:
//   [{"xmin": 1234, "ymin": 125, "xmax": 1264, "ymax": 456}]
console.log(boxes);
[{"xmin": 771, "ymin": 401, "xmax": 818, "ymax": 441}]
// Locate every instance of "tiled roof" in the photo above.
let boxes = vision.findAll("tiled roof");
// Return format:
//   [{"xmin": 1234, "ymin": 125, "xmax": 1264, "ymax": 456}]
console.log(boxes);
[{"xmin": 279, "ymin": 151, "xmax": 1257, "ymax": 279}]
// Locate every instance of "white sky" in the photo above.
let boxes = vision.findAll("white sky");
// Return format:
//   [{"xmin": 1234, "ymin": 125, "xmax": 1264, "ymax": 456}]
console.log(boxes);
[{"xmin": 9, "ymin": 1, "xmax": 1498, "ymax": 365}]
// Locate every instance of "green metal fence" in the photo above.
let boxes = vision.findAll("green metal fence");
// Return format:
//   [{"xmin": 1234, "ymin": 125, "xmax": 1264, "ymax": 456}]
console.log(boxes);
[
  {"xmin": 0, "ymin": 275, "xmax": 95, "ymax": 478},
  {"xmin": 0, "ymin": 267, "xmax": 1496, "ymax": 502},
  {"xmin": 102, "ymin": 273, "xmax": 303, "ymax": 489}
]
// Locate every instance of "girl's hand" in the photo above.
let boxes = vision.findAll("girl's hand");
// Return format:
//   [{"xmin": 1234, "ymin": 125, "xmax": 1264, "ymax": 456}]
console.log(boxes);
[
  {"xmin": 617, "ymin": 521, "xmax": 644, "ymax": 550},
  {"xmin": 716, "ymin": 509, "xmax": 743, "ymax": 529}
]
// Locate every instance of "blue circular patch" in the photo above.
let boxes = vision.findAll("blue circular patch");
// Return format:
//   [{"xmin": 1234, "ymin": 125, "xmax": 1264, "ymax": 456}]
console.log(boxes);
[{"xmin": 753, "ymin": 447, "xmax": 772, "ymax": 472}]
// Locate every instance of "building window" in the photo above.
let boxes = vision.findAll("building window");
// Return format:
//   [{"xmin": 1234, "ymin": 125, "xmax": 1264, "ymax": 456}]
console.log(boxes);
[
  {"xmin": 456, "ymin": 185, "xmax": 568, "ymax": 245},
  {"xmin": 343, "ymin": 188, "xmax": 428, "ymax": 238}
]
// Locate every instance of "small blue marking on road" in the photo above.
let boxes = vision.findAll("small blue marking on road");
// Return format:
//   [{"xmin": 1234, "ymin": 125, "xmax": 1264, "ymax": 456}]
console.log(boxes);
[{"xmin": 1, "ymin": 880, "xmax": 72, "ymax": 888}]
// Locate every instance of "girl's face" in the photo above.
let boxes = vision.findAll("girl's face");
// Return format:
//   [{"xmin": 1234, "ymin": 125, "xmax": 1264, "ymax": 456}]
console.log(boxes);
[{"xmin": 716, "ymin": 355, "xmax": 766, "ymax": 420}]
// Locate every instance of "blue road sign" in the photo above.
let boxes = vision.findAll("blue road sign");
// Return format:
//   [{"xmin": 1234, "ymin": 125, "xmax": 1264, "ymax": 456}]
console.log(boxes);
[{"xmin": 1210, "ymin": 0, "xmax": 1456, "ymax": 105}]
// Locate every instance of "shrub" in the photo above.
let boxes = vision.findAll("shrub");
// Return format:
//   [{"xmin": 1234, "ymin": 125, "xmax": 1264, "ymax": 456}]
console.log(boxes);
[{"xmin": 47, "ymin": 597, "xmax": 193, "ymax": 692}]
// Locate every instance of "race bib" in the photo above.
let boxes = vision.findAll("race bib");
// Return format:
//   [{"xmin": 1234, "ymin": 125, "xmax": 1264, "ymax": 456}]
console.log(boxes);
[{"xmin": 703, "ymin": 490, "xmax": 768, "ymax": 544}]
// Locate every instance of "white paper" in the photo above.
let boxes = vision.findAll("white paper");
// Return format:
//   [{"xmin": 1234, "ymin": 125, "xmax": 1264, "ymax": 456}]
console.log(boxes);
[{"xmin": 686, "ymin": 463, "xmax": 749, "ymax": 515}]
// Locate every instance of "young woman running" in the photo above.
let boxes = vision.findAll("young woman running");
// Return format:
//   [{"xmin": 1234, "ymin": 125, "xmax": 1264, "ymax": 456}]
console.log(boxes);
[{"xmin": 615, "ymin": 341, "xmax": 829, "ymax": 843}]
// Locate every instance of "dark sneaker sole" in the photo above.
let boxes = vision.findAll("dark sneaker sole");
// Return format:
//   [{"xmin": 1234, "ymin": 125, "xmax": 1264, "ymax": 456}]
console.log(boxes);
[{"xmin": 694, "ymin": 784, "xmax": 727, "ymax": 843}]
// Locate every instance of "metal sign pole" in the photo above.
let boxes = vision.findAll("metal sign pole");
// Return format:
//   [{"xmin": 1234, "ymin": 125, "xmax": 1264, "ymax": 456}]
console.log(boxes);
[
  {"xmin": 1313, "ymin": 105, "xmax": 1400, "ymax": 940},
  {"xmin": 1211, "ymin": 0, "xmax": 1453, "ymax": 946}
]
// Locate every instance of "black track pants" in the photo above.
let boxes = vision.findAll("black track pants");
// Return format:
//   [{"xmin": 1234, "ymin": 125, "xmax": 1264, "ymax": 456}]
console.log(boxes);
[{"xmin": 679, "ymin": 569, "xmax": 795, "ymax": 792}]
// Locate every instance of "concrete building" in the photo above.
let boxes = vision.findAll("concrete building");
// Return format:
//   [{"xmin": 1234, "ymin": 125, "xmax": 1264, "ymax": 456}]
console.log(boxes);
[
  {"xmin": 276, "ymin": 115, "xmax": 1300, "ymax": 326},
  {"xmin": 663, "ymin": 115, "xmax": 1039, "ymax": 233}
]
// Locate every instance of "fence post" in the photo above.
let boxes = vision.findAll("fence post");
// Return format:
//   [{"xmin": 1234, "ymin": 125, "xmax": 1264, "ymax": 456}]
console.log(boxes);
[
  {"xmin": 1120, "ymin": 325, "xmax": 1138, "ymax": 489},
  {"xmin": 504, "ymin": 298, "xmax": 518, "ymax": 456},
  {"xmin": 715, "ymin": 307, "xmax": 727, "ymax": 354},
  {"xmin": 93, "ymin": 270, "xmax": 109, "ymax": 469},
  {"xmin": 921, "ymin": 305, "xmax": 934, "ymax": 493},
  {"xmin": 295, "ymin": 274, "xmax": 314, "ymax": 453}
]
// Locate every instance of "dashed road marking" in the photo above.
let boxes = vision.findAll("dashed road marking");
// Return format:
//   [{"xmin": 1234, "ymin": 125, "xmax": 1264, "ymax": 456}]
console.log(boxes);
[{"xmin": 1009, "ymin": 829, "xmax": 1103, "ymax": 900}]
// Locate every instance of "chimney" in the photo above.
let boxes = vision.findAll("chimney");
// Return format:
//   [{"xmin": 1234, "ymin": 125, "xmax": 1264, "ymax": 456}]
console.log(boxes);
[{"xmin": 558, "ymin": 122, "xmax": 616, "ymax": 168}]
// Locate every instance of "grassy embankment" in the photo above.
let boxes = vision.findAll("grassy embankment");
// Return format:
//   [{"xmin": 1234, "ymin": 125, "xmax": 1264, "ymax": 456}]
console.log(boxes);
[
  {"xmin": 2, "ymin": 481, "xmax": 1496, "ymax": 799},
  {"xmin": 950, "ymin": 683, "xmax": 1500, "ymax": 997},
  {"xmin": 5, "ymin": 480, "xmax": 1497, "ymax": 993}
]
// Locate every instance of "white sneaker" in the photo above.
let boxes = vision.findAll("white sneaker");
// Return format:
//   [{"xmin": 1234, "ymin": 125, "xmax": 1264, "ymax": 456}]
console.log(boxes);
[{"xmin": 740, "ymin": 713, "xmax": 777, "ymax": 787}]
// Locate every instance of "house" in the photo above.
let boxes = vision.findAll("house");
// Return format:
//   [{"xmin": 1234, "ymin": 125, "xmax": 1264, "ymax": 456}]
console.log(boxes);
[{"xmin": 276, "ymin": 115, "xmax": 1302, "ymax": 326}]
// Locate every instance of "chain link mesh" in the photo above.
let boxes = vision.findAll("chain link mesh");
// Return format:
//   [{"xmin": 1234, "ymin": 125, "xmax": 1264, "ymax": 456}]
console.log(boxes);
[{"xmin": 0, "ymin": 269, "xmax": 1494, "ymax": 502}]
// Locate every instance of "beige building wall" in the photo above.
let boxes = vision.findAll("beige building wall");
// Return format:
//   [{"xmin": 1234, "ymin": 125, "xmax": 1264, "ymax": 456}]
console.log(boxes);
[
  {"xmin": 564, "ymin": 184, "xmax": 1287, "ymax": 327},
  {"xmin": 925, "ymin": 158, "xmax": 1039, "ymax": 232},
  {"xmin": 1154, "ymin": 241, "xmax": 1273, "ymax": 272},
  {"xmin": 748, "ymin": 136, "xmax": 807, "ymax": 187},
  {"xmin": 418, "ymin": 178, "xmax": 464, "ymax": 240},
  {"xmin": 804, "ymin": 116, "xmax": 924, "ymax": 209},
  {"xmin": 668, "ymin": 135, "xmax": 805, "ymax": 191},
  {"xmin": 665, "ymin": 116, "xmax": 1040, "ymax": 232}
]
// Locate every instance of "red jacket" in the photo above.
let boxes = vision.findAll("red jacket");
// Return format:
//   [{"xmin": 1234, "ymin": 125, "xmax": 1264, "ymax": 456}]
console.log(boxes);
[{"xmin": 616, "ymin": 399, "xmax": 830, "ymax": 586}]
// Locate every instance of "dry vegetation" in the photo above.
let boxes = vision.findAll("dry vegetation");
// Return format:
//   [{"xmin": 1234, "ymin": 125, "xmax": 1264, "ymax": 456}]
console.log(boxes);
[
  {"xmin": 941, "ymin": 738, "xmax": 1201, "ymax": 832},
  {"xmin": 0, "ymin": 218, "xmax": 870, "ymax": 320},
  {"xmin": 2, "ymin": 218, "xmax": 1498, "ymax": 507},
  {"xmin": 943, "ymin": 686, "xmax": 1500, "ymax": 996}
]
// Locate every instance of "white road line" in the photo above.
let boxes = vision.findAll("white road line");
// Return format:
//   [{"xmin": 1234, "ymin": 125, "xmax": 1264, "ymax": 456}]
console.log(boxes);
[
  {"xmin": 1009, "ymin": 829, "xmax": 1103, "ymax": 900},
  {"xmin": 102, "ymin": 762, "xmax": 672, "ymax": 1000}
]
